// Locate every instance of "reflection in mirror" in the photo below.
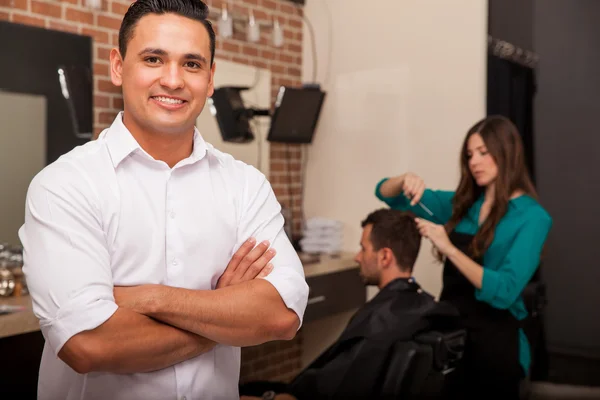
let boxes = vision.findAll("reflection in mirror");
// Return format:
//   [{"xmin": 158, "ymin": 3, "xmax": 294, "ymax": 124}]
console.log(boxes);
[{"xmin": 0, "ymin": 91, "xmax": 46, "ymax": 245}]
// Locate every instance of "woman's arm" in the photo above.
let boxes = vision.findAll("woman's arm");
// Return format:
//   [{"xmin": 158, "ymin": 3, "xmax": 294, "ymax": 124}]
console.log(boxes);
[
  {"xmin": 416, "ymin": 211, "xmax": 552, "ymax": 309},
  {"xmin": 376, "ymin": 174, "xmax": 454, "ymax": 223}
]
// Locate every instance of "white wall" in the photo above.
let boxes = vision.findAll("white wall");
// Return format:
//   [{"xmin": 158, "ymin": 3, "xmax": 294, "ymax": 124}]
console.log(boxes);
[{"xmin": 302, "ymin": 0, "xmax": 488, "ymax": 297}]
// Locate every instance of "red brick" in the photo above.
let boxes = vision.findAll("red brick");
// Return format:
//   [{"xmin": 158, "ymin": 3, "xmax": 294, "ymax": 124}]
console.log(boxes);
[
  {"xmin": 0, "ymin": 11, "xmax": 9, "ymax": 21},
  {"xmin": 97, "ymin": 78, "xmax": 121, "ymax": 94},
  {"xmin": 65, "ymin": 7, "xmax": 93, "ymax": 25},
  {"xmin": 93, "ymin": 62, "xmax": 109, "ymax": 76},
  {"xmin": 94, "ymin": 94, "xmax": 110, "ymax": 108},
  {"xmin": 12, "ymin": 13, "xmax": 45, "ymax": 28},
  {"xmin": 278, "ymin": 53, "xmax": 293, "ymax": 63},
  {"xmin": 82, "ymin": 27, "xmax": 110, "ymax": 44},
  {"xmin": 2, "ymin": 0, "xmax": 27, "ymax": 11},
  {"xmin": 97, "ymin": 14, "xmax": 121, "ymax": 30},
  {"xmin": 48, "ymin": 20, "xmax": 79, "ymax": 34},
  {"xmin": 61, "ymin": 0, "xmax": 78, "ymax": 4},
  {"xmin": 221, "ymin": 41, "xmax": 239, "ymax": 53},
  {"xmin": 280, "ymin": 3, "xmax": 297, "ymax": 15},
  {"xmin": 270, "ymin": 64, "xmax": 284, "ymax": 74},
  {"xmin": 253, "ymin": 9, "xmax": 268, "ymax": 21},
  {"xmin": 112, "ymin": 96, "xmax": 124, "ymax": 109},
  {"xmin": 96, "ymin": 46, "xmax": 111, "ymax": 61},
  {"xmin": 250, "ymin": 59, "xmax": 268, "ymax": 69},
  {"xmin": 242, "ymin": 45, "xmax": 259, "ymax": 57},
  {"xmin": 288, "ymin": 17, "xmax": 302, "ymax": 29},
  {"xmin": 111, "ymin": 1, "xmax": 130, "ymax": 15},
  {"xmin": 260, "ymin": 0, "xmax": 276, "ymax": 10},
  {"xmin": 286, "ymin": 42, "xmax": 301, "ymax": 54},
  {"xmin": 112, "ymin": 32, "xmax": 119, "ymax": 46},
  {"xmin": 232, "ymin": 56, "xmax": 248, "ymax": 65},
  {"xmin": 284, "ymin": 28, "xmax": 295, "ymax": 40},
  {"xmin": 31, "ymin": 0, "xmax": 62, "ymax": 18},
  {"xmin": 288, "ymin": 66, "xmax": 301, "ymax": 77},
  {"xmin": 261, "ymin": 49, "xmax": 275, "ymax": 60},
  {"xmin": 99, "ymin": 111, "xmax": 118, "ymax": 124}
]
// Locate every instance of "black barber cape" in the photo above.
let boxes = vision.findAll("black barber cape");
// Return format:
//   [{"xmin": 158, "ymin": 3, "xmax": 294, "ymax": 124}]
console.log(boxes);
[{"xmin": 289, "ymin": 278, "xmax": 460, "ymax": 400}]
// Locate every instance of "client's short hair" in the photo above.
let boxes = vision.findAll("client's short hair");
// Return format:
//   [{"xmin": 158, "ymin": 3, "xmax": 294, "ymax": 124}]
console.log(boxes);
[{"xmin": 361, "ymin": 209, "xmax": 421, "ymax": 272}]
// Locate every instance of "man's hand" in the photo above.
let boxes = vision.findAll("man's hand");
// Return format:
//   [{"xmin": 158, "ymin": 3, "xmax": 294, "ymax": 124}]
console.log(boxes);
[
  {"xmin": 114, "ymin": 237, "xmax": 277, "ymax": 312},
  {"xmin": 216, "ymin": 237, "xmax": 276, "ymax": 289}
]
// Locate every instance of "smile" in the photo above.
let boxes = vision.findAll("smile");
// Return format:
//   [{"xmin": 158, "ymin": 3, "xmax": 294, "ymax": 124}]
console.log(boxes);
[{"xmin": 152, "ymin": 96, "xmax": 185, "ymax": 105}]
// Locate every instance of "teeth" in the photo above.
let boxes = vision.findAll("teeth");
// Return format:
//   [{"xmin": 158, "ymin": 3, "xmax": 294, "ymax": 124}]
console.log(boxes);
[{"xmin": 154, "ymin": 96, "xmax": 184, "ymax": 105}]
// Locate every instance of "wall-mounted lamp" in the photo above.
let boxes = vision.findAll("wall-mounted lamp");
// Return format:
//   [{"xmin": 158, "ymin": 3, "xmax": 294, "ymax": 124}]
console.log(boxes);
[
  {"xmin": 272, "ymin": 18, "xmax": 284, "ymax": 48},
  {"xmin": 208, "ymin": 7, "xmax": 284, "ymax": 47},
  {"xmin": 247, "ymin": 10, "xmax": 260, "ymax": 43},
  {"xmin": 218, "ymin": 3, "xmax": 233, "ymax": 39},
  {"xmin": 84, "ymin": 0, "xmax": 102, "ymax": 10}
]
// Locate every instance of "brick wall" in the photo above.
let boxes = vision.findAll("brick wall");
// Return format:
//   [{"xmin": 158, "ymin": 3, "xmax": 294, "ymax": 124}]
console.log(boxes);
[{"xmin": 1, "ymin": 0, "xmax": 305, "ymax": 384}]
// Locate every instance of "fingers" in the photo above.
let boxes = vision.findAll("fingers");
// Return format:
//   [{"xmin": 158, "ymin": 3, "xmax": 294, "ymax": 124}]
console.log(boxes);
[
  {"xmin": 256, "ymin": 263, "xmax": 274, "ymax": 279},
  {"xmin": 242, "ymin": 246, "xmax": 276, "ymax": 280},
  {"xmin": 403, "ymin": 174, "xmax": 425, "ymax": 206},
  {"xmin": 228, "ymin": 237, "xmax": 257, "ymax": 272},
  {"xmin": 415, "ymin": 217, "xmax": 435, "ymax": 238},
  {"xmin": 411, "ymin": 180, "xmax": 426, "ymax": 206}
]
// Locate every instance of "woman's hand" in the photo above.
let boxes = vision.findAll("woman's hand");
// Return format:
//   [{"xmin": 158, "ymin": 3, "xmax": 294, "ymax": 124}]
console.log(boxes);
[
  {"xmin": 401, "ymin": 173, "xmax": 426, "ymax": 206},
  {"xmin": 415, "ymin": 218, "xmax": 456, "ymax": 257}
]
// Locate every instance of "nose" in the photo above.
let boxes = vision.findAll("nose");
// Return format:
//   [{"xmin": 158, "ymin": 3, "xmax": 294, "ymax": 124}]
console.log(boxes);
[
  {"xmin": 469, "ymin": 154, "xmax": 480, "ymax": 169},
  {"xmin": 354, "ymin": 252, "xmax": 361, "ymax": 264},
  {"xmin": 159, "ymin": 63, "xmax": 185, "ymax": 90}
]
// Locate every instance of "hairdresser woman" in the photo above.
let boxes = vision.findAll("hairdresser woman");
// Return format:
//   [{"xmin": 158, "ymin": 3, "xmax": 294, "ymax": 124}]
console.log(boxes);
[{"xmin": 375, "ymin": 115, "xmax": 552, "ymax": 399}]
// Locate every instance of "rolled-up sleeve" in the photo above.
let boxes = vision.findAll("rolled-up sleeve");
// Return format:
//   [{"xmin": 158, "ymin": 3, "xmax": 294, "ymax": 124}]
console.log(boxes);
[
  {"xmin": 18, "ymin": 162, "xmax": 117, "ymax": 355},
  {"xmin": 235, "ymin": 166, "xmax": 309, "ymax": 327}
]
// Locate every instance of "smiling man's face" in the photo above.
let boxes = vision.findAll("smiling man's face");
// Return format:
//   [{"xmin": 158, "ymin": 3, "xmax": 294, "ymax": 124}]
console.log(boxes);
[{"xmin": 110, "ymin": 12, "xmax": 215, "ymax": 136}]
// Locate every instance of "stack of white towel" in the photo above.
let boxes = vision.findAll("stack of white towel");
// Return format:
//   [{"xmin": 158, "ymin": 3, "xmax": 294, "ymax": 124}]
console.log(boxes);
[{"xmin": 299, "ymin": 217, "xmax": 343, "ymax": 255}]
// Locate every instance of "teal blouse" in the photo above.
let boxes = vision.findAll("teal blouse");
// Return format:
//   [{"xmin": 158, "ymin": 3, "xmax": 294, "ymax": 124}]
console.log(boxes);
[{"xmin": 375, "ymin": 178, "xmax": 553, "ymax": 375}]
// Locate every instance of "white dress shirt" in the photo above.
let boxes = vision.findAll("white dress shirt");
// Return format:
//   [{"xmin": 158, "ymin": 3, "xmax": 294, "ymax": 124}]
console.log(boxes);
[{"xmin": 19, "ymin": 113, "xmax": 309, "ymax": 400}]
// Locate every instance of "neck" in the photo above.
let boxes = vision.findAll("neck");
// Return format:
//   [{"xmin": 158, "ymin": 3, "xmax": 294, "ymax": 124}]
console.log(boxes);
[
  {"xmin": 484, "ymin": 182, "xmax": 495, "ymax": 203},
  {"xmin": 122, "ymin": 112, "xmax": 195, "ymax": 168},
  {"xmin": 378, "ymin": 267, "xmax": 412, "ymax": 290}
]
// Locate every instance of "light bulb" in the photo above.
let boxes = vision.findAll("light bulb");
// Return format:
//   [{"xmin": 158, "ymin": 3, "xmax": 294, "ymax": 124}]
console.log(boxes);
[
  {"xmin": 247, "ymin": 10, "xmax": 260, "ymax": 43},
  {"xmin": 218, "ymin": 4, "xmax": 233, "ymax": 39},
  {"xmin": 272, "ymin": 18, "xmax": 284, "ymax": 48}
]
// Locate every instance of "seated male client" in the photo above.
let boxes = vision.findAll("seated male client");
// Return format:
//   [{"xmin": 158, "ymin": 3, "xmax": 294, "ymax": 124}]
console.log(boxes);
[{"xmin": 240, "ymin": 209, "xmax": 460, "ymax": 400}]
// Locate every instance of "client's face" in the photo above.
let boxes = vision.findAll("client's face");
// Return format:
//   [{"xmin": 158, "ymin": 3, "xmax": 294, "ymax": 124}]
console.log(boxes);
[{"xmin": 355, "ymin": 225, "xmax": 381, "ymax": 286}]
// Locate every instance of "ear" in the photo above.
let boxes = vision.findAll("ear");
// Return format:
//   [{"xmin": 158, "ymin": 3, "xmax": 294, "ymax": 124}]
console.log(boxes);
[
  {"xmin": 378, "ymin": 248, "xmax": 394, "ymax": 269},
  {"xmin": 207, "ymin": 61, "xmax": 216, "ymax": 98},
  {"xmin": 110, "ymin": 48, "xmax": 124, "ymax": 87}
]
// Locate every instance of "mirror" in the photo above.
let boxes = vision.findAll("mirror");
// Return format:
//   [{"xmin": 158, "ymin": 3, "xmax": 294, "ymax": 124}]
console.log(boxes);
[{"xmin": 0, "ymin": 91, "xmax": 47, "ymax": 245}]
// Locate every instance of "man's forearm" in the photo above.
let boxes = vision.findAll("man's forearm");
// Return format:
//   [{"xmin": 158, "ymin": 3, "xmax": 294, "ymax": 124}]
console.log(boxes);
[
  {"xmin": 141, "ymin": 279, "xmax": 299, "ymax": 347},
  {"xmin": 59, "ymin": 307, "xmax": 216, "ymax": 374}
]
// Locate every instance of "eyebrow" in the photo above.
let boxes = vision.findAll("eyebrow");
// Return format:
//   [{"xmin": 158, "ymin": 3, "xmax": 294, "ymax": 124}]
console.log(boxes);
[
  {"xmin": 138, "ymin": 48, "xmax": 208, "ymax": 65},
  {"xmin": 468, "ymin": 145, "xmax": 486, "ymax": 152}
]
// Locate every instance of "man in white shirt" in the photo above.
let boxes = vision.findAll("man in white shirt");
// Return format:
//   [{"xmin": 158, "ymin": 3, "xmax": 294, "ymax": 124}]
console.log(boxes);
[{"xmin": 18, "ymin": 0, "xmax": 309, "ymax": 399}]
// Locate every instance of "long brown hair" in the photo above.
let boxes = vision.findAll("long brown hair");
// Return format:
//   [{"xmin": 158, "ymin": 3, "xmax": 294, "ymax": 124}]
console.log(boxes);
[{"xmin": 442, "ymin": 115, "xmax": 537, "ymax": 260}]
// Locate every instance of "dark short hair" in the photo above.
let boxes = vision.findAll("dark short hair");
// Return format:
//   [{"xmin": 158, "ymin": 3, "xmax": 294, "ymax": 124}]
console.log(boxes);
[
  {"xmin": 118, "ymin": 0, "xmax": 216, "ymax": 64},
  {"xmin": 361, "ymin": 209, "xmax": 421, "ymax": 272}
]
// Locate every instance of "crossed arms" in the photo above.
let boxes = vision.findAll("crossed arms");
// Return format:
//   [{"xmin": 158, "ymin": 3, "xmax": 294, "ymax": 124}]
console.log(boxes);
[
  {"xmin": 19, "ymin": 166, "xmax": 308, "ymax": 375},
  {"xmin": 60, "ymin": 239, "xmax": 293, "ymax": 374}
]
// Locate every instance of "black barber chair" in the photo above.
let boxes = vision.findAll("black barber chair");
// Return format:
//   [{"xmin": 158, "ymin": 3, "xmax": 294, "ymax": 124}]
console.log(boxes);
[{"xmin": 380, "ymin": 329, "xmax": 466, "ymax": 399}]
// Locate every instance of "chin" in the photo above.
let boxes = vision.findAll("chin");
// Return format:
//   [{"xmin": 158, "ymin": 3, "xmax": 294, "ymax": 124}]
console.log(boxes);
[{"xmin": 475, "ymin": 176, "xmax": 492, "ymax": 187}]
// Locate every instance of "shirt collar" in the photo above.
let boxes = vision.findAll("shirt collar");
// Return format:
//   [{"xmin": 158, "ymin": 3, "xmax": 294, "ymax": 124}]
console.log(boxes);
[{"xmin": 103, "ymin": 112, "xmax": 208, "ymax": 168}]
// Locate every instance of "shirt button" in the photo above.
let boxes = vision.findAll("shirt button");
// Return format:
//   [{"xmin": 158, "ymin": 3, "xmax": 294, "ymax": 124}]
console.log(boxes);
[
  {"xmin": 172, "ymin": 259, "xmax": 178, "ymax": 266},
  {"xmin": 181, "ymin": 397, "xmax": 187, "ymax": 400},
  {"xmin": 170, "ymin": 211, "xmax": 176, "ymax": 219}
]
